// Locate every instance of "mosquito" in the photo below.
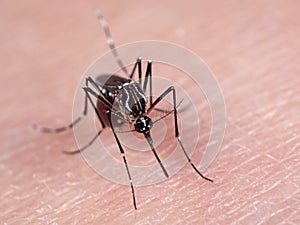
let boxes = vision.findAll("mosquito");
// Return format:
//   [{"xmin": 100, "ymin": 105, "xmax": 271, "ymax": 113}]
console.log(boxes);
[{"xmin": 32, "ymin": 10, "xmax": 213, "ymax": 210}]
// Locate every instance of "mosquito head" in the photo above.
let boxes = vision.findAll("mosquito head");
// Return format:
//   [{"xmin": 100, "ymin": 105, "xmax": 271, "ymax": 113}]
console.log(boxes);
[{"xmin": 134, "ymin": 116, "xmax": 153, "ymax": 134}]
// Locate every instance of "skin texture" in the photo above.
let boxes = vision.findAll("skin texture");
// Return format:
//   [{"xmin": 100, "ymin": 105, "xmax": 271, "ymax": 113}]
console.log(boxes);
[{"xmin": 0, "ymin": 0, "xmax": 299, "ymax": 224}]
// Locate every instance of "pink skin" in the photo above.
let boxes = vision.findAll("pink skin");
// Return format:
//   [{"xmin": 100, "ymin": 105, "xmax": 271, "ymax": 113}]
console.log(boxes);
[{"xmin": 1, "ymin": 1, "xmax": 299, "ymax": 224}]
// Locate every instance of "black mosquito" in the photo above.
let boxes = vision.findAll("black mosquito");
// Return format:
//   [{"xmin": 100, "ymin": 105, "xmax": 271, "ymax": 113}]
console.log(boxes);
[{"xmin": 32, "ymin": 10, "xmax": 213, "ymax": 210}]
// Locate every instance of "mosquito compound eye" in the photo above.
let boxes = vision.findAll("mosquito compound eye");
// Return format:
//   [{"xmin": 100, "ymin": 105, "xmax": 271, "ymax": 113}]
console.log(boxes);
[{"xmin": 134, "ymin": 116, "xmax": 153, "ymax": 133}]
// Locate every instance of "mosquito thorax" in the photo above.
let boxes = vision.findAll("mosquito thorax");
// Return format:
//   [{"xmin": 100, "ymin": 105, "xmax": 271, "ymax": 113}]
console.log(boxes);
[{"xmin": 134, "ymin": 116, "xmax": 153, "ymax": 133}]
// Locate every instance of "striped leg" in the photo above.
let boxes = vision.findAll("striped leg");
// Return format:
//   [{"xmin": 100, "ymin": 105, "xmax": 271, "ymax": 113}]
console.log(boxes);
[
  {"xmin": 32, "ymin": 76, "xmax": 107, "ymax": 155},
  {"xmin": 31, "ymin": 77, "xmax": 93, "ymax": 133},
  {"xmin": 149, "ymin": 86, "xmax": 213, "ymax": 182},
  {"xmin": 96, "ymin": 10, "xmax": 130, "ymax": 77},
  {"xmin": 107, "ymin": 109, "xmax": 137, "ymax": 210}
]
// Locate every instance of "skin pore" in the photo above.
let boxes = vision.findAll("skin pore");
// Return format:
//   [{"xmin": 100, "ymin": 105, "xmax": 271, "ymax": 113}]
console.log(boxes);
[{"xmin": 0, "ymin": 1, "xmax": 299, "ymax": 224}]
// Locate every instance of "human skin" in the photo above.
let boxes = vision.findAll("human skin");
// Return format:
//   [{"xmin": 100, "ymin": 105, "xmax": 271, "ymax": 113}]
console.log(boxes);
[{"xmin": 0, "ymin": 0, "xmax": 299, "ymax": 224}]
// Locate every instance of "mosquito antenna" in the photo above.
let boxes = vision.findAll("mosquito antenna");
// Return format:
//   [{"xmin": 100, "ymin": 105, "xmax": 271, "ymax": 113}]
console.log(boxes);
[
  {"xmin": 153, "ymin": 99, "xmax": 184, "ymax": 124},
  {"xmin": 153, "ymin": 109, "xmax": 174, "ymax": 124},
  {"xmin": 96, "ymin": 10, "xmax": 130, "ymax": 77}
]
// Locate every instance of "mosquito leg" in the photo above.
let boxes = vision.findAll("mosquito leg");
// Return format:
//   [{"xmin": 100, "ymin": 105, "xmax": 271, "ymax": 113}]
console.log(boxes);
[
  {"xmin": 63, "ymin": 80, "xmax": 131, "ymax": 155},
  {"xmin": 55, "ymin": 84, "xmax": 106, "ymax": 155},
  {"xmin": 143, "ymin": 60, "xmax": 153, "ymax": 106},
  {"xmin": 177, "ymin": 137, "xmax": 213, "ymax": 182},
  {"xmin": 129, "ymin": 57, "xmax": 142, "ymax": 86},
  {"xmin": 149, "ymin": 86, "xmax": 213, "ymax": 182},
  {"xmin": 30, "ymin": 116, "xmax": 83, "ymax": 133},
  {"xmin": 62, "ymin": 87, "xmax": 107, "ymax": 154},
  {"xmin": 83, "ymin": 86, "xmax": 113, "ymax": 111},
  {"xmin": 62, "ymin": 129, "xmax": 104, "ymax": 155},
  {"xmin": 96, "ymin": 10, "xmax": 130, "ymax": 77},
  {"xmin": 31, "ymin": 76, "xmax": 95, "ymax": 133},
  {"xmin": 107, "ymin": 110, "xmax": 137, "ymax": 210},
  {"xmin": 142, "ymin": 61, "xmax": 180, "ymax": 112}
]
